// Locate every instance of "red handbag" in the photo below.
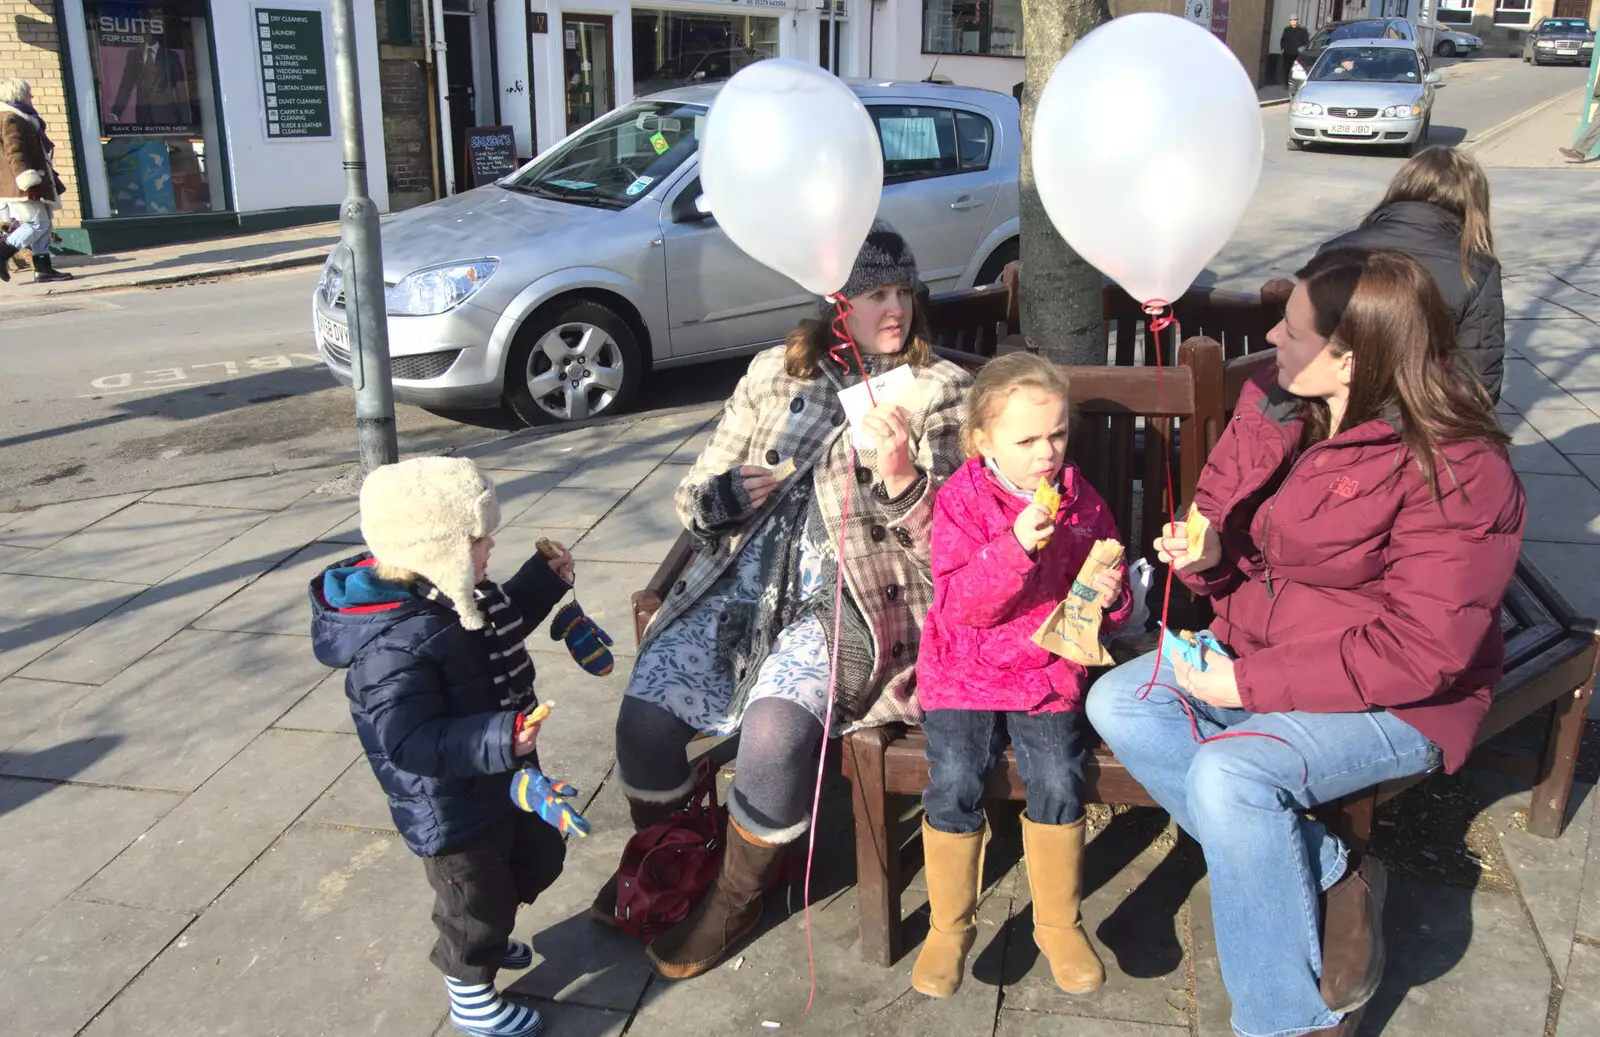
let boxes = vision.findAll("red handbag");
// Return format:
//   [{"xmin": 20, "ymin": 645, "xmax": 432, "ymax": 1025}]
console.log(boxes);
[{"xmin": 613, "ymin": 759, "xmax": 726, "ymax": 942}]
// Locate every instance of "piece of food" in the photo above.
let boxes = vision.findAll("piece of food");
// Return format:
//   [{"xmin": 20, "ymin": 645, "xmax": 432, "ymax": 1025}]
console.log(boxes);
[
  {"xmin": 524, "ymin": 701, "xmax": 553, "ymax": 726},
  {"xmin": 535, "ymin": 537, "xmax": 561, "ymax": 559},
  {"xmin": 1032, "ymin": 477, "xmax": 1063, "ymax": 551},
  {"xmin": 1185, "ymin": 504, "xmax": 1211, "ymax": 559},
  {"xmin": 771, "ymin": 457, "xmax": 797, "ymax": 482}
]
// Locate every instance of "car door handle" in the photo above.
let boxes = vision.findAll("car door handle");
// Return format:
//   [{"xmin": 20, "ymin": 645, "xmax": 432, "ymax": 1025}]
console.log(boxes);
[{"xmin": 950, "ymin": 196, "xmax": 984, "ymax": 211}]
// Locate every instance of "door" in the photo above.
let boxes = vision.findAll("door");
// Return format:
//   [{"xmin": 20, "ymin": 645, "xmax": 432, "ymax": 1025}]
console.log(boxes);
[
  {"xmin": 869, "ymin": 102, "xmax": 1003, "ymax": 293},
  {"xmin": 659, "ymin": 171, "xmax": 818, "ymax": 358},
  {"xmin": 564, "ymin": 16, "xmax": 616, "ymax": 134},
  {"xmin": 444, "ymin": 11, "xmax": 477, "ymax": 192},
  {"xmin": 1553, "ymin": 0, "xmax": 1590, "ymax": 18}
]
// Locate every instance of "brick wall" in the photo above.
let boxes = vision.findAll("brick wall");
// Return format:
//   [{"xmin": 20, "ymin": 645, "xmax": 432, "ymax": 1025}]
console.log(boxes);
[
  {"xmin": 1, "ymin": 0, "xmax": 82, "ymax": 228},
  {"xmin": 377, "ymin": 0, "xmax": 435, "ymax": 209}
]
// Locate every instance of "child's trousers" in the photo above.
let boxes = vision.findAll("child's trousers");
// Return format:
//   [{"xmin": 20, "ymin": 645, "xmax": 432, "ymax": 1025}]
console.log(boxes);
[
  {"xmin": 922, "ymin": 708, "xmax": 1087, "ymax": 833},
  {"xmin": 422, "ymin": 809, "xmax": 567, "ymax": 983}
]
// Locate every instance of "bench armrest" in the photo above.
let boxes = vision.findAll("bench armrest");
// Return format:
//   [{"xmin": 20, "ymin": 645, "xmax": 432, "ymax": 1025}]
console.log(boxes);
[{"xmin": 631, "ymin": 531, "xmax": 699, "ymax": 644}]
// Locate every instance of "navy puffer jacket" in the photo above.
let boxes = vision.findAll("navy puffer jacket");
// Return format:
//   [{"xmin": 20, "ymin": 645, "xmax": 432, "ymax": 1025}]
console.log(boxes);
[{"xmin": 309, "ymin": 551, "xmax": 569, "ymax": 856}]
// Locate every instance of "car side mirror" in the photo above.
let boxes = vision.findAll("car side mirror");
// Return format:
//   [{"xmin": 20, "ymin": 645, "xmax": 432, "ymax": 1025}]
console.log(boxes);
[
  {"xmin": 1291, "ymin": 64, "xmax": 1308, "ymax": 81},
  {"xmin": 1425, "ymin": 70, "xmax": 1441, "ymax": 84},
  {"xmin": 672, "ymin": 191, "xmax": 713, "ymax": 224}
]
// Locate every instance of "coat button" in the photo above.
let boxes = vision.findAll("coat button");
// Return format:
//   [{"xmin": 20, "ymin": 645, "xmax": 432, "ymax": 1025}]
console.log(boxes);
[
  {"xmin": 856, "ymin": 466, "xmax": 873, "ymax": 485},
  {"xmin": 831, "ymin": 411, "xmax": 845, "ymax": 427},
  {"xmin": 674, "ymin": 580, "xmax": 687, "ymax": 595},
  {"xmin": 892, "ymin": 642, "xmax": 906, "ymax": 659},
  {"xmin": 790, "ymin": 397, "xmax": 804, "ymax": 413},
  {"xmin": 765, "ymin": 448, "xmax": 780, "ymax": 465},
  {"xmin": 870, "ymin": 524, "xmax": 887, "ymax": 542},
  {"xmin": 895, "ymin": 529, "xmax": 914, "ymax": 548},
  {"xmin": 886, "ymin": 584, "xmax": 900, "ymax": 601}
]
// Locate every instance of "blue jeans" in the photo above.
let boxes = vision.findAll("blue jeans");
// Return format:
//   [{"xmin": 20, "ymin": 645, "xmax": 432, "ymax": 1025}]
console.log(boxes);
[
  {"xmin": 922, "ymin": 708, "xmax": 1086, "ymax": 834},
  {"xmin": 3, "ymin": 201, "xmax": 50, "ymax": 252},
  {"xmin": 1085, "ymin": 650, "xmax": 1440, "ymax": 1037}
]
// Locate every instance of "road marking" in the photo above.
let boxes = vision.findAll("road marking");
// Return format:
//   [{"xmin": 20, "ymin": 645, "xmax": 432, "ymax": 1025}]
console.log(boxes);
[
  {"xmin": 82, "ymin": 353, "xmax": 326, "ymax": 397},
  {"xmin": 1464, "ymin": 86, "xmax": 1586, "ymax": 150},
  {"xmin": 78, "ymin": 382, "xmax": 212, "ymax": 398}
]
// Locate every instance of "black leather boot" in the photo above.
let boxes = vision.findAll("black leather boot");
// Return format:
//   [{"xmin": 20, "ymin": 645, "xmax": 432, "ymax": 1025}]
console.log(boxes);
[
  {"xmin": 0, "ymin": 241, "xmax": 17, "ymax": 283},
  {"xmin": 33, "ymin": 253, "xmax": 73, "ymax": 283}
]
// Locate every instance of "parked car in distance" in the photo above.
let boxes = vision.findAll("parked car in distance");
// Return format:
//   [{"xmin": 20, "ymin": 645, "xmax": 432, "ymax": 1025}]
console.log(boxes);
[
  {"xmin": 311, "ymin": 80, "xmax": 1021, "ymax": 426},
  {"xmin": 1288, "ymin": 39, "xmax": 1440, "ymax": 155},
  {"xmin": 1434, "ymin": 28, "xmax": 1483, "ymax": 58},
  {"xmin": 1523, "ymin": 18, "xmax": 1595, "ymax": 65},
  {"xmin": 1292, "ymin": 18, "xmax": 1417, "ymax": 91}
]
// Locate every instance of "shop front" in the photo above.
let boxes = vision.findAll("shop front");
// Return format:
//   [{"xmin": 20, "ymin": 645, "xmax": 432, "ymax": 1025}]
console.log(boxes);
[{"xmin": 52, "ymin": 0, "xmax": 388, "ymax": 252}]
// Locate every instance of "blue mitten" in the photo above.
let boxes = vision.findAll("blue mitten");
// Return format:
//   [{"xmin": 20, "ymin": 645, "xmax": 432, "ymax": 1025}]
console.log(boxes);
[
  {"xmin": 550, "ymin": 601, "xmax": 614, "ymax": 676},
  {"xmin": 1159, "ymin": 624, "xmax": 1231, "ymax": 673},
  {"xmin": 509, "ymin": 768, "xmax": 592, "ymax": 838}
]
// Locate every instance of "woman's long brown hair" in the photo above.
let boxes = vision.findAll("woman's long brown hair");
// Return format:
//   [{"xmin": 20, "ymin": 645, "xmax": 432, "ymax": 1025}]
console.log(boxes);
[
  {"xmin": 1365, "ymin": 145, "xmax": 1495, "ymax": 287},
  {"xmin": 783, "ymin": 291, "xmax": 934, "ymax": 379},
  {"xmin": 1299, "ymin": 250, "xmax": 1508, "ymax": 500}
]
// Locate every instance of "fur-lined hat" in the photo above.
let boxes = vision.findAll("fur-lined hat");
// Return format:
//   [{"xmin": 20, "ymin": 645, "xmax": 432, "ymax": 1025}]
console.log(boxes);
[{"xmin": 359, "ymin": 457, "xmax": 501, "ymax": 629}]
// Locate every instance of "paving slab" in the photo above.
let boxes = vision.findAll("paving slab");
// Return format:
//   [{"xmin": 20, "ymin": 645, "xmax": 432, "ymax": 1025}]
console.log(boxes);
[
  {"xmin": 559, "ymin": 457, "xmax": 669, "ymax": 493},
  {"xmin": 1359, "ymin": 879, "xmax": 1551, "ymax": 1037},
  {"xmin": 0, "ymin": 898, "xmax": 192, "ymax": 1037},
  {"xmin": 1501, "ymin": 357, "xmax": 1587, "ymax": 414},
  {"xmin": 459, "ymin": 424, "xmax": 628, "ymax": 472},
  {"xmin": 0, "ymin": 777, "xmax": 178, "ymax": 948},
  {"xmin": 303, "ymin": 757, "xmax": 398, "ymax": 833},
  {"xmin": 142, "ymin": 467, "xmax": 342, "ymax": 510},
  {"xmin": 1482, "ymin": 781, "xmax": 1598, "ymax": 980},
  {"xmin": 512, "ymin": 485, "xmax": 636, "ymax": 529},
  {"xmin": 1580, "ymin": 810, "xmax": 1600, "ymax": 942},
  {"xmin": 5, "ymin": 502, "xmax": 272, "ymax": 585},
  {"xmin": 573, "ymin": 467, "xmax": 690, "ymax": 564},
  {"xmin": 524, "ymin": 561, "xmax": 659, "ymax": 662},
  {"xmin": 1188, "ymin": 874, "xmax": 1231, "ymax": 1037},
  {"xmin": 995, "ymin": 1013, "xmax": 1186, "ymax": 1036},
  {"xmin": 274, "ymin": 670, "xmax": 356, "ymax": 734},
  {"xmin": 20, "ymin": 499, "xmax": 358, "ymax": 684},
  {"xmin": 609, "ymin": 406, "xmax": 721, "ymax": 443},
  {"xmin": 0, "ymin": 573, "xmax": 141, "ymax": 680},
  {"xmin": 1518, "ymin": 402, "xmax": 1600, "ymax": 456},
  {"xmin": 1518, "ymin": 472, "xmax": 1600, "ymax": 544},
  {"xmin": 487, "ymin": 525, "xmax": 592, "ymax": 585},
  {"xmin": 1504, "ymin": 413, "xmax": 1583, "ymax": 477},
  {"xmin": 524, "ymin": 665, "xmax": 627, "ymax": 804},
  {"xmin": 0, "ymin": 676, "xmax": 95, "ymax": 752},
  {"xmin": 1556, "ymin": 941, "xmax": 1600, "ymax": 1037},
  {"xmin": 430, "ymin": 1001, "xmax": 630, "ymax": 1037},
  {"xmin": 666, "ymin": 428, "xmax": 713, "ymax": 464},
  {"xmin": 81, "ymin": 729, "xmax": 362, "ymax": 915},
  {"xmin": 0, "ymin": 629, "xmax": 328, "ymax": 793},
  {"xmin": 486, "ymin": 468, "xmax": 570, "ymax": 529},
  {"xmin": 0, "ymin": 493, "xmax": 144, "ymax": 550},
  {"xmin": 192, "ymin": 539, "xmax": 354, "ymax": 637},
  {"xmin": 80, "ymin": 825, "xmax": 444, "ymax": 1037},
  {"xmin": 0, "ymin": 543, "xmax": 39, "ymax": 571}
]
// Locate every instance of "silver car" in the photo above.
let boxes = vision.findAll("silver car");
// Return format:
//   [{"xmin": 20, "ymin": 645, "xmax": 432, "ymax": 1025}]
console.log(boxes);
[
  {"xmin": 1288, "ymin": 39, "xmax": 1439, "ymax": 156},
  {"xmin": 312, "ymin": 80, "xmax": 1021, "ymax": 425}
]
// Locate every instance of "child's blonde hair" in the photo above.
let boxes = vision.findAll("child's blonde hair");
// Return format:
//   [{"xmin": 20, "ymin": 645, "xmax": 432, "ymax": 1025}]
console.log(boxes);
[{"xmin": 962, "ymin": 352, "xmax": 1072, "ymax": 458}]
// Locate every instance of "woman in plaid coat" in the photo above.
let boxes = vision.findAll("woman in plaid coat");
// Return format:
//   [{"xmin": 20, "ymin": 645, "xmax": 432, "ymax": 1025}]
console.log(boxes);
[{"xmin": 593, "ymin": 221, "xmax": 971, "ymax": 978}]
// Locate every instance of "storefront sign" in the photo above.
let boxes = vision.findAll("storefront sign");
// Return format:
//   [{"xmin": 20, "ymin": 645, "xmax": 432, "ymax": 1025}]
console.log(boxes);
[
  {"xmin": 1209, "ymin": 0, "xmax": 1230, "ymax": 43},
  {"xmin": 91, "ymin": 2, "xmax": 200, "ymax": 137},
  {"xmin": 1183, "ymin": 0, "xmax": 1212, "ymax": 31},
  {"xmin": 255, "ymin": 7, "xmax": 333, "ymax": 139},
  {"xmin": 466, "ymin": 125, "xmax": 519, "ymax": 186}
]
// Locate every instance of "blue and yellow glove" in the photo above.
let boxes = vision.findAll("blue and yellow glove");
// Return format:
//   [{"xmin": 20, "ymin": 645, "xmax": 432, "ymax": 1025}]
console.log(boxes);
[
  {"xmin": 550, "ymin": 601, "xmax": 614, "ymax": 676},
  {"xmin": 509, "ymin": 767, "xmax": 592, "ymax": 838},
  {"xmin": 1159, "ymin": 624, "xmax": 1231, "ymax": 673}
]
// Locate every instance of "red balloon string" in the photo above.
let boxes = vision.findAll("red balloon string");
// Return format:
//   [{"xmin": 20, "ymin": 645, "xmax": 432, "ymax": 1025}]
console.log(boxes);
[
  {"xmin": 1131, "ymin": 300, "xmax": 1307, "ymax": 783},
  {"xmin": 827, "ymin": 293, "xmax": 878, "ymax": 407}
]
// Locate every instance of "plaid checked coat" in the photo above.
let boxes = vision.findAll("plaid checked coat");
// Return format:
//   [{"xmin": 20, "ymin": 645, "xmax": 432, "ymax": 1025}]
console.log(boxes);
[{"xmin": 643, "ymin": 345, "xmax": 972, "ymax": 729}]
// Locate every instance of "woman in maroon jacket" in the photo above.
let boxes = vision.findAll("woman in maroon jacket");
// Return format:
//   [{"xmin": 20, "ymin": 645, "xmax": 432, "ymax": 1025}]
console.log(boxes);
[{"xmin": 1086, "ymin": 250, "xmax": 1525, "ymax": 1037}]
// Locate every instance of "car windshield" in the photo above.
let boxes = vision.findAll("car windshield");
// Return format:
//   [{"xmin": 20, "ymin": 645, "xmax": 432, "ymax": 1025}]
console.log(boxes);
[
  {"xmin": 1331, "ymin": 21, "xmax": 1397, "ymax": 41},
  {"xmin": 500, "ymin": 101, "xmax": 705, "ymax": 209},
  {"xmin": 1542, "ymin": 19, "xmax": 1591, "ymax": 30},
  {"xmin": 1310, "ymin": 47, "xmax": 1421, "ymax": 83}
]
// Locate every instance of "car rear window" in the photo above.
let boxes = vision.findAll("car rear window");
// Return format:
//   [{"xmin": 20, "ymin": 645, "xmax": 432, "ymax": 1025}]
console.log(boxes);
[{"xmin": 870, "ymin": 105, "xmax": 994, "ymax": 182}]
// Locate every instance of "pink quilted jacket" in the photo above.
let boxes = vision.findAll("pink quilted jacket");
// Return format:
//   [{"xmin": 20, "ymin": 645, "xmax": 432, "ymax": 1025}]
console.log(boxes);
[{"xmin": 917, "ymin": 458, "xmax": 1132, "ymax": 715}]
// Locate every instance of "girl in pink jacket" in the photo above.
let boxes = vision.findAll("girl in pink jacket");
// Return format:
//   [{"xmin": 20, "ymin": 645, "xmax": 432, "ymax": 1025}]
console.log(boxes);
[{"xmin": 912, "ymin": 352, "xmax": 1131, "ymax": 1001}]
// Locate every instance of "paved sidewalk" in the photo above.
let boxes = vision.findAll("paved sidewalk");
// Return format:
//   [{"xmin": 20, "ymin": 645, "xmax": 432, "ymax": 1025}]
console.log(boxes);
[
  {"xmin": 1468, "ymin": 86, "xmax": 1600, "ymax": 170},
  {"xmin": 3, "ymin": 222, "xmax": 338, "ymax": 297}
]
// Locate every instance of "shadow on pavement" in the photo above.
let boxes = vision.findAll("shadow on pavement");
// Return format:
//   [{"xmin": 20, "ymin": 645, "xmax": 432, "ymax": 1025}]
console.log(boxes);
[{"xmin": 0, "ymin": 736, "xmax": 123, "ymax": 818}]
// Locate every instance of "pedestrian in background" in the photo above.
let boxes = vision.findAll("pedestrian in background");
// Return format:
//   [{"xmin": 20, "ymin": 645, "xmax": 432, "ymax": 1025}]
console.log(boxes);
[
  {"xmin": 0, "ymin": 77, "xmax": 72, "ymax": 284},
  {"xmin": 1313, "ymin": 146, "xmax": 1504, "ymax": 401},
  {"xmin": 1558, "ymin": 77, "xmax": 1600, "ymax": 163},
  {"xmin": 1281, "ymin": 16, "xmax": 1311, "ymax": 87}
]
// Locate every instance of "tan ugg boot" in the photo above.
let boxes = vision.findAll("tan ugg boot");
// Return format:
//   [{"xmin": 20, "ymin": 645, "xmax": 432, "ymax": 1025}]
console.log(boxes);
[
  {"xmin": 911, "ymin": 819, "xmax": 986, "ymax": 998},
  {"xmin": 1022, "ymin": 814, "xmax": 1105, "ymax": 994},
  {"xmin": 589, "ymin": 787, "xmax": 697, "ymax": 928},
  {"xmin": 645, "ymin": 818, "xmax": 786, "ymax": 979}
]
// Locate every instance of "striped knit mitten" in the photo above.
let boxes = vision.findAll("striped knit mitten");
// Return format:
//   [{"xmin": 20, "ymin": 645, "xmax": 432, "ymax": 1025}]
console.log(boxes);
[
  {"xmin": 445, "ymin": 978, "xmax": 542, "ymax": 1037},
  {"xmin": 549, "ymin": 601, "xmax": 614, "ymax": 676},
  {"xmin": 509, "ymin": 768, "xmax": 592, "ymax": 838}
]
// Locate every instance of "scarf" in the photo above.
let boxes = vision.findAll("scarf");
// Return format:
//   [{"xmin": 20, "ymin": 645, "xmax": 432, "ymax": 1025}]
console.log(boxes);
[
  {"xmin": 8, "ymin": 99, "xmax": 53, "ymax": 154},
  {"xmin": 416, "ymin": 578, "xmax": 539, "ymax": 712}
]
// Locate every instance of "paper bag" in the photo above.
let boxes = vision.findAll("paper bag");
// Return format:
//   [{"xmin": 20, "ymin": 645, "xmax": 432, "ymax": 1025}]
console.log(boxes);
[{"xmin": 1032, "ymin": 539, "xmax": 1126, "ymax": 667}]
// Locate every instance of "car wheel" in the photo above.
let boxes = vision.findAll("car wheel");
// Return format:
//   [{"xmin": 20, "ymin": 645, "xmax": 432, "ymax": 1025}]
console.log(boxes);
[
  {"xmin": 505, "ymin": 299, "xmax": 644, "ymax": 426},
  {"xmin": 1287, "ymin": 136, "xmax": 1306, "ymax": 151},
  {"xmin": 973, "ymin": 238, "xmax": 1019, "ymax": 286},
  {"xmin": 1406, "ymin": 116, "xmax": 1432, "ymax": 157},
  {"xmin": 1437, "ymin": 41, "xmax": 1456, "ymax": 57}
]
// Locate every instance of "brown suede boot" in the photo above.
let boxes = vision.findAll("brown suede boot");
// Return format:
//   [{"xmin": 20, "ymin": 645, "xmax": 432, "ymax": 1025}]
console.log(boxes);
[
  {"xmin": 589, "ymin": 788, "xmax": 697, "ymax": 928},
  {"xmin": 1022, "ymin": 814, "xmax": 1105, "ymax": 994},
  {"xmin": 645, "ymin": 818, "xmax": 786, "ymax": 979},
  {"xmin": 911, "ymin": 819, "xmax": 986, "ymax": 998},
  {"xmin": 1319, "ymin": 855, "xmax": 1387, "ymax": 1013}
]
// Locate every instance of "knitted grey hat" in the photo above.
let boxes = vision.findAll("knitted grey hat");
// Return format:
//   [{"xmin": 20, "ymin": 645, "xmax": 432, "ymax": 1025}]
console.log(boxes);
[{"xmin": 839, "ymin": 220, "xmax": 921, "ymax": 300}]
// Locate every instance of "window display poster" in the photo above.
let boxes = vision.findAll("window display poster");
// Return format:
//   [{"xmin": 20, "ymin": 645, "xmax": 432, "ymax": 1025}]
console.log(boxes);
[
  {"xmin": 91, "ymin": 2, "xmax": 199, "ymax": 136},
  {"xmin": 256, "ymin": 8, "xmax": 334, "ymax": 139}
]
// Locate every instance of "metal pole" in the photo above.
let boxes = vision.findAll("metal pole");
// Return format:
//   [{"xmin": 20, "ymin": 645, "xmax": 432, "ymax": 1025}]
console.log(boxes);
[
  {"xmin": 828, "ymin": 1, "xmax": 838, "ymax": 76},
  {"xmin": 331, "ymin": 0, "xmax": 399, "ymax": 471}
]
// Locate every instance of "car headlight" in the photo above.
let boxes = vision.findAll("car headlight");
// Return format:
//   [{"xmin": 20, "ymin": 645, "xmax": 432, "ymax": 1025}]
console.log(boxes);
[
  {"xmin": 319, "ymin": 258, "xmax": 344, "ymax": 306},
  {"xmin": 1584, "ymin": 41, "xmax": 1595, "ymax": 48},
  {"xmin": 1538, "ymin": 40, "xmax": 1556, "ymax": 47},
  {"xmin": 1296, "ymin": 101, "xmax": 1324, "ymax": 116},
  {"xmin": 385, "ymin": 260, "xmax": 498, "ymax": 316}
]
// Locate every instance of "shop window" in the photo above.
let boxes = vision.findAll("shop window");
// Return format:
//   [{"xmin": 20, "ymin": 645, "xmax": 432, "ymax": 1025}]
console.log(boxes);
[
  {"xmin": 85, "ymin": 1, "xmax": 222, "ymax": 215},
  {"xmin": 1494, "ymin": 0, "xmax": 1534, "ymax": 24},
  {"xmin": 922, "ymin": 0, "xmax": 1023, "ymax": 58},
  {"xmin": 1436, "ymin": 0, "xmax": 1476, "ymax": 25},
  {"xmin": 870, "ymin": 105, "xmax": 993, "ymax": 182},
  {"xmin": 632, "ymin": 9, "xmax": 779, "ymax": 100}
]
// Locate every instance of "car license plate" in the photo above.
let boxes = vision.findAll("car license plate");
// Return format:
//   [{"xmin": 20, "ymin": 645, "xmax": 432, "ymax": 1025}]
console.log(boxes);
[
  {"xmin": 1558, "ymin": 46, "xmax": 1579, "ymax": 54},
  {"xmin": 318, "ymin": 315, "xmax": 348, "ymax": 351},
  {"xmin": 1330, "ymin": 123, "xmax": 1372, "ymax": 136}
]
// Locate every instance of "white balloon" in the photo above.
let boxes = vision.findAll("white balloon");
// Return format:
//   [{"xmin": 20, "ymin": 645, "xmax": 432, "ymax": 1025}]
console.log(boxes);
[
  {"xmin": 700, "ymin": 59, "xmax": 884, "ymax": 297},
  {"xmin": 1032, "ymin": 14, "xmax": 1263, "ymax": 306}
]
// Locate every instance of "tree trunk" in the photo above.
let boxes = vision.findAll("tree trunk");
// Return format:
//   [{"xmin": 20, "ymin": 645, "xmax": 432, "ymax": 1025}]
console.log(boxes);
[{"xmin": 1019, "ymin": 0, "xmax": 1111, "ymax": 366}]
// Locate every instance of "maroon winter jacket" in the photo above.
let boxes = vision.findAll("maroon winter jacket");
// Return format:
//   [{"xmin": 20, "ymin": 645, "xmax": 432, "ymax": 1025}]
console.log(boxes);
[{"xmin": 1181, "ymin": 372, "xmax": 1526, "ymax": 773}]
